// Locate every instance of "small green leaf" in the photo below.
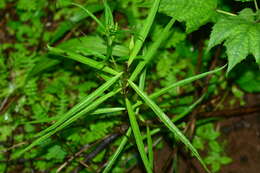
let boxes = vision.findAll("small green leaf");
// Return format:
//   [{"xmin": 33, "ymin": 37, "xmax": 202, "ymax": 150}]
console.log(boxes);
[
  {"xmin": 235, "ymin": 0, "xmax": 254, "ymax": 2},
  {"xmin": 45, "ymin": 145, "xmax": 67, "ymax": 160},
  {"xmin": 208, "ymin": 141, "xmax": 222, "ymax": 153},
  {"xmin": 220, "ymin": 156, "xmax": 232, "ymax": 164}
]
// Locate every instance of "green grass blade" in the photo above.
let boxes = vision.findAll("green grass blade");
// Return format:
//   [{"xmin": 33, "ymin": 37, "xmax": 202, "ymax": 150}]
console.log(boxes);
[
  {"xmin": 71, "ymin": 2, "xmax": 105, "ymax": 31},
  {"xmin": 132, "ymin": 66, "xmax": 226, "ymax": 109},
  {"xmin": 104, "ymin": 0, "xmax": 114, "ymax": 28},
  {"xmin": 127, "ymin": 0, "xmax": 161, "ymax": 66},
  {"xmin": 136, "ymin": 68, "xmax": 147, "ymax": 114},
  {"xmin": 17, "ymin": 89, "xmax": 120, "ymax": 158},
  {"xmin": 172, "ymin": 94, "xmax": 206, "ymax": 122},
  {"xmin": 91, "ymin": 107, "xmax": 125, "ymax": 115},
  {"xmin": 150, "ymin": 65, "xmax": 226, "ymax": 99},
  {"xmin": 128, "ymin": 80, "xmax": 210, "ymax": 173},
  {"xmin": 48, "ymin": 46, "xmax": 119, "ymax": 75},
  {"xmin": 146, "ymin": 126, "xmax": 154, "ymax": 169},
  {"xmin": 139, "ymin": 68, "xmax": 146, "ymax": 91},
  {"xmin": 25, "ymin": 107, "xmax": 125, "ymax": 124},
  {"xmin": 102, "ymin": 128, "xmax": 132, "ymax": 173},
  {"xmin": 129, "ymin": 18, "xmax": 175, "ymax": 81},
  {"xmin": 50, "ymin": 4, "xmax": 104, "ymax": 44},
  {"xmin": 36, "ymin": 73, "xmax": 122, "ymax": 137},
  {"xmin": 125, "ymin": 98, "xmax": 152, "ymax": 173}
]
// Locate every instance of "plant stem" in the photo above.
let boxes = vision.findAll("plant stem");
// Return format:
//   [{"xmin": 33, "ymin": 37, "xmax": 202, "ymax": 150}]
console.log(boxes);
[
  {"xmin": 254, "ymin": 0, "xmax": 259, "ymax": 11},
  {"xmin": 216, "ymin": 9, "xmax": 237, "ymax": 16}
]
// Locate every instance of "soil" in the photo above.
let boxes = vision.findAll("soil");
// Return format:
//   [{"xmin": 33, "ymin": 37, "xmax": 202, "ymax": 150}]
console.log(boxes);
[{"xmin": 130, "ymin": 94, "xmax": 260, "ymax": 173}]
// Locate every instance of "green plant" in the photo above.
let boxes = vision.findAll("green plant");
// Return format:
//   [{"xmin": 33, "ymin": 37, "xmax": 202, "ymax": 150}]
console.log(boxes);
[
  {"xmin": 192, "ymin": 123, "xmax": 232, "ymax": 173},
  {"xmin": 1, "ymin": 0, "xmax": 259, "ymax": 172}
]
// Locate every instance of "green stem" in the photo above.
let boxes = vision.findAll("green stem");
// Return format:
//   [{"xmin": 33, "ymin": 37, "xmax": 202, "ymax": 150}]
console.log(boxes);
[
  {"xmin": 254, "ymin": 0, "xmax": 259, "ymax": 11},
  {"xmin": 216, "ymin": 9, "xmax": 237, "ymax": 16}
]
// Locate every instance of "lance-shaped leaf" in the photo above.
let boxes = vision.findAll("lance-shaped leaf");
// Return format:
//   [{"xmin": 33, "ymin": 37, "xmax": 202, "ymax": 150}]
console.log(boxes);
[
  {"xmin": 36, "ymin": 72, "xmax": 122, "ymax": 137},
  {"xmin": 150, "ymin": 65, "xmax": 226, "ymax": 98},
  {"xmin": 132, "ymin": 65, "xmax": 226, "ymax": 109},
  {"xmin": 102, "ymin": 128, "xmax": 132, "ymax": 173},
  {"xmin": 48, "ymin": 46, "xmax": 119, "ymax": 75},
  {"xmin": 26, "ymin": 107, "xmax": 126, "ymax": 124},
  {"xmin": 17, "ymin": 89, "xmax": 120, "ymax": 157},
  {"xmin": 128, "ymin": 80, "xmax": 210, "ymax": 173},
  {"xmin": 130, "ymin": 18, "xmax": 175, "ymax": 82},
  {"xmin": 125, "ymin": 98, "xmax": 152, "ymax": 173},
  {"xmin": 146, "ymin": 126, "xmax": 154, "ymax": 169},
  {"xmin": 128, "ymin": 0, "xmax": 161, "ymax": 66}
]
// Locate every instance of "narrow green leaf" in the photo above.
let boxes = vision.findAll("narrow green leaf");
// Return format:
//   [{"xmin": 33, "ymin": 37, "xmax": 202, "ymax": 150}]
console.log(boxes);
[
  {"xmin": 91, "ymin": 107, "xmax": 125, "ymax": 115},
  {"xmin": 132, "ymin": 65, "xmax": 226, "ymax": 110},
  {"xmin": 36, "ymin": 72, "xmax": 122, "ymax": 137},
  {"xmin": 25, "ymin": 107, "xmax": 125, "ymax": 124},
  {"xmin": 172, "ymin": 93, "xmax": 206, "ymax": 122},
  {"xmin": 150, "ymin": 65, "xmax": 226, "ymax": 99},
  {"xmin": 125, "ymin": 98, "xmax": 152, "ymax": 173},
  {"xmin": 135, "ymin": 68, "xmax": 147, "ymax": 114},
  {"xmin": 128, "ymin": 0, "xmax": 161, "ymax": 66},
  {"xmin": 102, "ymin": 128, "xmax": 132, "ymax": 173},
  {"xmin": 104, "ymin": 0, "xmax": 114, "ymax": 28},
  {"xmin": 17, "ymin": 89, "xmax": 120, "ymax": 157},
  {"xmin": 139, "ymin": 68, "xmax": 147, "ymax": 91},
  {"xmin": 146, "ymin": 126, "xmax": 154, "ymax": 169},
  {"xmin": 129, "ymin": 18, "xmax": 175, "ymax": 81},
  {"xmin": 128, "ymin": 80, "xmax": 210, "ymax": 173},
  {"xmin": 50, "ymin": 4, "xmax": 104, "ymax": 44},
  {"xmin": 71, "ymin": 2, "xmax": 105, "ymax": 31},
  {"xmin": 48, "ymin": 46, "xmax": 119, "ymax": 75}
]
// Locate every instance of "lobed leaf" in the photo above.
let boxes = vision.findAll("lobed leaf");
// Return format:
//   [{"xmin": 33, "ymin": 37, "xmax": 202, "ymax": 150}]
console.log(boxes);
[
  {"xmin": 159, "ymin": 0, "xmax": 217, "ymax": 32},
  {"xmin": 208, "ymin": 8, "xmax": 260, "ymax": 73}
]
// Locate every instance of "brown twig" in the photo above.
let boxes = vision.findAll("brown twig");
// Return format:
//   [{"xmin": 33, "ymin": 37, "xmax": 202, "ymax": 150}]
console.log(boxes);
[
  {"xmin": 56, "ymin": 144, "xmax": 91, "ymax": 173},
  {"xmin": 0, "ymin": 142, "xmax": 27, "ymax": 153},
  {"xmin": 72, "ymin": 133, "xmax": 120, "ymax": 173},
  {"xmin": 198, "ymin": 104, "xmax": 260, "ymax": 118}
]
